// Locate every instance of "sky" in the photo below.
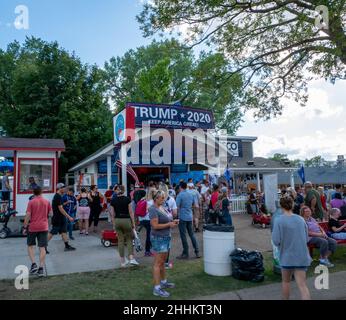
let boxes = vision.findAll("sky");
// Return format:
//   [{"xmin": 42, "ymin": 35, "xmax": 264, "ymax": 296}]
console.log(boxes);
[{"xmin": 0, "ymin": 0, "xmax": 345, "ymax": 161}]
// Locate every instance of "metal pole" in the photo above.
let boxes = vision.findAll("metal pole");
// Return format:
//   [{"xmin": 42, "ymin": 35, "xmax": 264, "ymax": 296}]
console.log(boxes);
[
  {"xmin": 121, "ymin": 143, "xmax": 127, "ymax": 193},
  {"xmin": 257, "ymin": 171, "xmax": 261, "ymax": 192},
  {"xmin": 290, "ymin": 170, "xmax": 295, "ymax": 188},
  {"xmin": 107, "ymin": 156, "xmax": 112, "ymax": 188}
]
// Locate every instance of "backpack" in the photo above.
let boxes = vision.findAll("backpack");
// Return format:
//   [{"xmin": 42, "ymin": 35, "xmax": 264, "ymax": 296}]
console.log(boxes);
[{"xmin": 135, "ymin": 199, "xmax": 147, "ymax": 217}]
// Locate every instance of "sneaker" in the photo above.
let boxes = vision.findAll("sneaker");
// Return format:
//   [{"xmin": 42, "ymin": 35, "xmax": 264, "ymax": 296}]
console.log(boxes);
[
  {"xmin": 176, "ymin": 254, "xmax": 189, "ymax": 260},
  {"xmin": 37, "ymin": 267, "xmax": 45, "ymax": 277},
  {"xmin": 129, "ymin": 259, "xmax": 139, "ymax": 266},
  {"xmin": 69, "ymin": 236, "xmax": 75, "ymax": 240},
  {"xmin": 120, "ymin": 262, "xmax": 128, "ymax": 268},
  {"xmin": 160, "ymin": 281, "xmax": 175, "ymax": 289},
  {"xmin": 319, "ymin": 258, "xmax": 334, "ymax": 268},
  {"xmin": 153, "ymin": 287, "xmax": 170, "ymax": 298},
  {"xmin": 64, "ymin": 245, "xmax": 76, "ymax": 252},
  {"xmin": 195, "ymin": 252, "xmax": 201, "ymax": 259},
  {"xmin": 30, "ymin": 263, "xmax": 38, "ymax": 274}
]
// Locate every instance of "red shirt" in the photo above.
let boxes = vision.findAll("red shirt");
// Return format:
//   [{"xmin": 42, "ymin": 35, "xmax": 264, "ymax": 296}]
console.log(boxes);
[
  {"xmin": 26, "ymin": 196, "xmax": 52, "ymax": 232},
  {"xmin": 211, "ymin": 191, "xmax": 219, "ymax": 209}
]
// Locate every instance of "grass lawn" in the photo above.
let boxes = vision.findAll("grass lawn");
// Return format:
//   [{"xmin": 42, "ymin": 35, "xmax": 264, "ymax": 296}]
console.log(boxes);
[{"xmin": 1, "ymin": 247, "xmax": 345, "ymax": 300}]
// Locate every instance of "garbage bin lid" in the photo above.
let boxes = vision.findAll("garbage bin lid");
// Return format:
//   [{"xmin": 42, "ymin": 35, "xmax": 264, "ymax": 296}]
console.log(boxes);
[{"xmin": 203, "ymin": 224, "xmax": 234, "ymax": 232}]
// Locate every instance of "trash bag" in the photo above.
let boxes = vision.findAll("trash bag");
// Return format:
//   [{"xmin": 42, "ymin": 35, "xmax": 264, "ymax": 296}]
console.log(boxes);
[{"xmin": 230, "ymin": 248, "xmax": 265, "ymax": 282}]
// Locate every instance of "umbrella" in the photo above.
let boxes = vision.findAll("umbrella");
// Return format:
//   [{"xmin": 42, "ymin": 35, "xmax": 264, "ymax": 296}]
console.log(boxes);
[{"xmin": 0, "ymin": 161, "xmax": 14, "ymax": 172}]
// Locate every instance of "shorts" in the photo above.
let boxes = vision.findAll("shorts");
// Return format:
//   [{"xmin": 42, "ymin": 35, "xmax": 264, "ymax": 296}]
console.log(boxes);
[
  {"xmin": 281, "ymin": 266, "xmax": 308, "ymax": 272},
  {"xmin": 1, "ymin": 191, "xmax": 10, "ymax": 201},
  {"xmin": 77, "ymin": 206, "xmax": 90, "ymax": 220},
  {"xmin": 150, "ymin": 235, "xmax": 171, "ymax": 253},
  {"xmin": 27, "ymin": 231, "xmax": 48, "ymax": 247},
  {"xmin": 50, "ymin": 221, "xmax": 67, "ymax": 235}
]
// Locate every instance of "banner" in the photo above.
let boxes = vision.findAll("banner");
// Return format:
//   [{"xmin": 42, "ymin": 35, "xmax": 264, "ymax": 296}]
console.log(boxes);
[{"xmin": 128, "ymin": 103, "xmax": 215, "ymax": 130}]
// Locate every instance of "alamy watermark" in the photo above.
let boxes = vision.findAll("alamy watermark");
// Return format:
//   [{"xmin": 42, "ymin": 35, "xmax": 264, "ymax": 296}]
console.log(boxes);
[
  {"xmin": 1, "ymin": 5, "xmax": 29, "ymax": 30},
  {"xmin": 315, "ymin": 5, "xmax": 329, "ymax": 30},
  {"xmin": 314, "ymin": 265, "xmax": 329, "ymax": 290},
  {"xmin": 14, "ymin": 265, "xmax": 29, "ymax": 290}
]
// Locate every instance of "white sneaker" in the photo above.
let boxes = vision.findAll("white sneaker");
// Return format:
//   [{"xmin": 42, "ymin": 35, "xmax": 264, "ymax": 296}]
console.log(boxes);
[
  {"xmin": 129, "ymin": 259, "xmax": 139, "ymax": 266},
  {"xmin": 121, "ymin": 258, "xmax": 129, "ymax": 268}
]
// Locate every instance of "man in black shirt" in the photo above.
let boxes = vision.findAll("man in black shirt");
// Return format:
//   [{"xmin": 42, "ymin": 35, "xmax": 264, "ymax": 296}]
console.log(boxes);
[{"xmin": 47, "ymin": 183, "xmax": 76, "ymax": 251}]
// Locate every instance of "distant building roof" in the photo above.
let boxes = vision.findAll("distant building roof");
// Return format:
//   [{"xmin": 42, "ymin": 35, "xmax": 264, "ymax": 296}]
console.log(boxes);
[
  {"xmin": 278, "ymin": 167, "xmax": 346, "ymax": 185},
  {"xmin": 230, "ymin": 157, "xmax": 295, "ymax": 172},
  {"xmin": 0, "ymin": 138, "xmax": 65, "ymax": 151}
]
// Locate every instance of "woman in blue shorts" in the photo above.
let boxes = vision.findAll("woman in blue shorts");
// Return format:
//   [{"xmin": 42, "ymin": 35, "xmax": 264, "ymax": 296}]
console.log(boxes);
[
  {"xmin": 149, "ymin": 190, "xmax": 179, "ymax": 298},
  {"xmin": 272, "ymin": 195, "xmax": 312, "ymax": 300}
]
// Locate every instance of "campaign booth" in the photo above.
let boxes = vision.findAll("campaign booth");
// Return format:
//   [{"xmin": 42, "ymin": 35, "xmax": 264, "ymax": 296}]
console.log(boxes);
[{"xmin": 0, "ymin": 138, "xmax": 65, "ymax": 216}]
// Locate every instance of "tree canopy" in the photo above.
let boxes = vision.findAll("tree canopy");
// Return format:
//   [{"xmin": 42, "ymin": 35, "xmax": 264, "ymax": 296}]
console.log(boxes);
[
  {"xmin": 0, "ymin": 37, "xmax": 113, "ymax": 175},
  {"xmin": 104, "ymin": 39, "xmax": 244, "ymax": 133},
  {"xmin": 138, "ymin": 0, "xmax": 346, "ymax": 119}
]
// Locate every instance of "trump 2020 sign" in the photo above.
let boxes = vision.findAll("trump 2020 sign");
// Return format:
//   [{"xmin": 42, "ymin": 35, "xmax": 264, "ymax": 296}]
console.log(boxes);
[{"xmin": 127, "ymin": 102, "xmax": 215, "ymax": 130}]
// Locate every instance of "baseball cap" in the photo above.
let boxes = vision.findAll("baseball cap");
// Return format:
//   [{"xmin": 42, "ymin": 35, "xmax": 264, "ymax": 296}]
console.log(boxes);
[
  {"xmin": 221, "ymin": 187, "xmax": 228, "ymax": 193},
  {"xmin": 56, "ymin": 183, "xmax": 65, "ymax": 190}
]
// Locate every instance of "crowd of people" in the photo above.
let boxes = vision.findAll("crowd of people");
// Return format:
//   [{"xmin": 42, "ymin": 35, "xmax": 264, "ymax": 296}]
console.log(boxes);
[
  {"xmin": 21, "ymin": 178, "xmax": 234, "ymax": 297},
  {"xmin": 272, "ymin": 181, "xmax": 346, "ymax": 300}
]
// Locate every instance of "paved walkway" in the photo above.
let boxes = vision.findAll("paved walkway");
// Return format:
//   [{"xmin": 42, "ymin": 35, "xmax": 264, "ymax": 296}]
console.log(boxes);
[
  {"xmin": 194, "ymin": 271, "xmax": 346, "ymax": 300},
  {"xmin": 0, "ymin": 233, "xmax": 121, "ymax": 279},
  {"xmin": 0, "ymin": 213, "xmax": 273, "ymax": 280}
]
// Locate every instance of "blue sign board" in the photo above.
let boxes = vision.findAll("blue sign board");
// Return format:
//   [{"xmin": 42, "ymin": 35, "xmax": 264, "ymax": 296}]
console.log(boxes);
[{"xmin": 128, "ymin": 103, "xmax": 215, "ymax": 130}]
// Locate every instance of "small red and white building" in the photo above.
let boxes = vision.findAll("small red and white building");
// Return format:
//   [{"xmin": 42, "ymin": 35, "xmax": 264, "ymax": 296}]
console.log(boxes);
[{"xmin": 0, "ymin": 138, "xmax": 65, "ymax": 216}]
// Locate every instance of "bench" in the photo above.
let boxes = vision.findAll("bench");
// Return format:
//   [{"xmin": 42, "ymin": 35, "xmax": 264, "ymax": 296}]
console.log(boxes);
[{"xmin": 308, "ymin": 219, "xmax": 346, "ymax": 256}]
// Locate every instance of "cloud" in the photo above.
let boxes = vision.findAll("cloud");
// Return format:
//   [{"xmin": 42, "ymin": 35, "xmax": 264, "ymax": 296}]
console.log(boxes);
[{"xmin": 253, "ymin": 133, "xmax": 345, "ymax": 161}]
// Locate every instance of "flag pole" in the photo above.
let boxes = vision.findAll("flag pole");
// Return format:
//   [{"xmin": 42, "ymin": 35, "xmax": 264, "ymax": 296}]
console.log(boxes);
[{"xmin": 121, "ymin": 143, "xmax": 127, "ymax": 193}]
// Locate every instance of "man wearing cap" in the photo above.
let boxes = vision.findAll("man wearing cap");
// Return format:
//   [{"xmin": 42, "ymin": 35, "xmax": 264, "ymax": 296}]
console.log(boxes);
[{"xmin": 47, "ymin": 183, "xmax": 76, "ymax": 251}]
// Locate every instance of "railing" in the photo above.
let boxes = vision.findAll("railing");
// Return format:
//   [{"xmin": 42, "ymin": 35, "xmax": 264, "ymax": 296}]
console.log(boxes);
[{"xmin": 229, "ymin": 195, "xmax": 248, "ymax": 214}]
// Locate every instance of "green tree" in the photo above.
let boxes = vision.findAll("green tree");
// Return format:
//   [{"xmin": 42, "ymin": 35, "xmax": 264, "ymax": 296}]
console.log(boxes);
[
  {"xmin": 104, "ymin": 39, "xmax": 244, "ymax": 133},
  {"xmin": 0, "ymin": 37, "xmax": 113, "ymax": 176},
  {"xmin": 304, "ymin": 155, "xmax": 327, "ymax": 167},
  {"xmin": 269, "ymin": 153, "xmax": 288, "ymax": 161},
  {"xmin": 138, "ymin": 1, "xmax": 346, "ymax": 119}
]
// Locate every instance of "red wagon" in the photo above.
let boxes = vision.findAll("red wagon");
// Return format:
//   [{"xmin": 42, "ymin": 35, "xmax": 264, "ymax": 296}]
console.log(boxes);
[
  {"xmin": 252, "ymin": 213, "xmax": 271, "ymax": 229},
  {"xmin": 101, "ymin": 230, "xmax": 118, "ymax": 247}
]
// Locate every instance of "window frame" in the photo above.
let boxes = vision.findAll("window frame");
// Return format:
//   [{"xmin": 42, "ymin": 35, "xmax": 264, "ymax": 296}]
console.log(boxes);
[{"xmin": 17, "ymin": 158, "xmax": 55, "ymax": 194}]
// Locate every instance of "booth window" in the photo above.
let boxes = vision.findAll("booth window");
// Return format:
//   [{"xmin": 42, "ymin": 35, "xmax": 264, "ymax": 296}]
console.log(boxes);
[{"xmin": 19, "ymin": 159, "xmax": 54, "ymax": 193}]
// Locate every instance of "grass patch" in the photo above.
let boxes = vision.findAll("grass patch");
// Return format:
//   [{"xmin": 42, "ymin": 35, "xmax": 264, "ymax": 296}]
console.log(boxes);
[{"xmin": 1, "ymin": 247, "xmax": 345, "ymax": 300}]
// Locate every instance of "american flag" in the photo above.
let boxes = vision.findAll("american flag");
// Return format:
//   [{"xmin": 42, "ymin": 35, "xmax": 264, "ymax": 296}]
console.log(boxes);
[{"xmin": 114, "ymin": 144, "xmax": 140, "ymax": 185}]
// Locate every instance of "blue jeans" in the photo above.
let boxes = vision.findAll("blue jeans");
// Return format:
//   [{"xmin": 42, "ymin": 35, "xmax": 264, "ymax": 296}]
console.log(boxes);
[
  {"xmin": 178, "ymin": 220, "xmax": 199, "ymax": 256},
  {"xmin": 223, "ymin": 210, "xmax": 233, "ymax": 226},
  {"xmin": 66, "ymin": 213, "xmax": 76, "ymax": 238}
]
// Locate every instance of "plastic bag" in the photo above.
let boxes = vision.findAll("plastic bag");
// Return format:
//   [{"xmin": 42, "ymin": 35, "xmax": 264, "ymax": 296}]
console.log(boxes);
[
  {"xmin": 230, "ymin": 248, "xmax": 265, "ymax": 282},
  {"xmin": 132, "ymin": 229, "xmax": 142, "ymax": 252}
]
